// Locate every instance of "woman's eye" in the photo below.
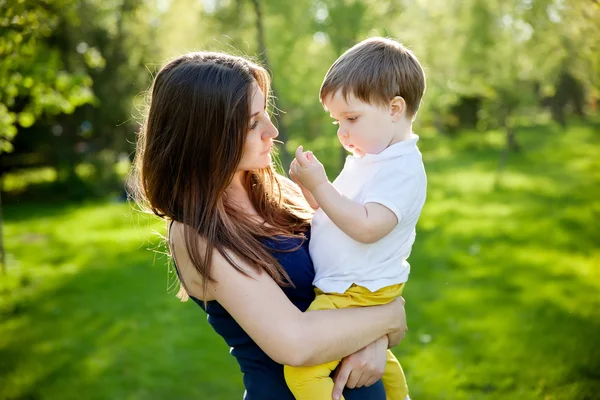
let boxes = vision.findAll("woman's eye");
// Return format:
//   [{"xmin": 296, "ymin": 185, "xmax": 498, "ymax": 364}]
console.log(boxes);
[{"xmin": 250, "ymin": 120, "xmax": 259, "ymax": 130}]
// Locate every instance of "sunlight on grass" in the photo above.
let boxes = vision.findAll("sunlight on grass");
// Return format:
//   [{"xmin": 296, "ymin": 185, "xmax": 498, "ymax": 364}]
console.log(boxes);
[
  {"xmin": 2, "ymin": 201, "xmax": 243, "ymax": 400},
  {"xmin": 3, "ymin": 167, "xmax": 57, "ymax": 191},
  {"xmin": 3, "ymin": 158, "xmax": 133, "ymax": 195}
]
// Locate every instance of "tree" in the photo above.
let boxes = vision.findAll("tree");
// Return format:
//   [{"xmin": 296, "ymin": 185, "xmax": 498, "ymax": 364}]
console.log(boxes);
[
  {"xmin": 0, "ymin": 0, "xmax": 156, "ymax": 272},
  {"xmin": 249, "ymin": 0, "xmax": 291, "ymax": 168},
  {"xmin": 0, "ymin": 0, "xmax": 95, "ymax": 154},
  {"xmin": 0, "ymin": 0, "xmax": 96, "ymax": 274},
  {"xmin": 386, "ymin": 0, "xmax": 599, "ymax": 185}
]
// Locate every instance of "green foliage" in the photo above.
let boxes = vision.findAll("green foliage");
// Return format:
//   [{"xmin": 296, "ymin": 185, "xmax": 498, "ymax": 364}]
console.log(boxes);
[
  {"xmin": 1, "ymin": 0, "xmax": 156, "ymax": 198},
  {"xmin": 388, "ymin": 0, "xmax": 599, "ymax": 131},
  {"xmin": 3, "ymin": 0, "xmax": 598, "ymax": 189},
  {"xmin": 0, "ymin": 0, "xmax": 96, "ymax": 153}
]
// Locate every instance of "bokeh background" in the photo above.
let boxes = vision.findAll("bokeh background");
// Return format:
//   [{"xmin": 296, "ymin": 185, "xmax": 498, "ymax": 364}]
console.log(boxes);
[{"xmin": 1, "ymin": 0, "xmax": 599, "ymax": 399}]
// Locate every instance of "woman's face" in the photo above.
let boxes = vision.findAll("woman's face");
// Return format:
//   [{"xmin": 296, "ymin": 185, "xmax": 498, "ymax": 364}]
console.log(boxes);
[{"xmin": 237, "ymin": 84, "xmax": 279, "ymax": 171}]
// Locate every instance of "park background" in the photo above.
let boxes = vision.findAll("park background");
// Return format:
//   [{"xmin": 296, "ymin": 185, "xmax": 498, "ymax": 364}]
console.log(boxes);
[{"xmin": 1, "ymin": 0, "xmax": 599, "ymax": 399}]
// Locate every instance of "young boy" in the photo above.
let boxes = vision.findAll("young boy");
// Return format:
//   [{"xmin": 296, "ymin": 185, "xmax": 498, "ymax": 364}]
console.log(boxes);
[{"xmin": 285, "ymin": 37, "xmax": 427, "ymax": 400}]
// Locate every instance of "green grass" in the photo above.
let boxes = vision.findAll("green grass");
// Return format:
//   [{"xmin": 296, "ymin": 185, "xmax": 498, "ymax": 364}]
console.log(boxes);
[{"xmin": 1, "ymin": 120, "xmax": 599, "ymax": 399}]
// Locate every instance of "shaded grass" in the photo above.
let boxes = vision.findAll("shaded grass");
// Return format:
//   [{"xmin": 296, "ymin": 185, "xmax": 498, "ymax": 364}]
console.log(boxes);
[
  {"xmin": 1, "ymin": 120, "xmax": 599, "ymax": 399},
  {"xmin": 1, "ymin": 202, "xmax": 243, "ymax": 400}
]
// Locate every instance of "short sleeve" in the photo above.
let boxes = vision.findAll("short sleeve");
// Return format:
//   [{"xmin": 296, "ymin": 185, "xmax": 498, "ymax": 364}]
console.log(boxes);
[{"xmin": 362, "ymin": 167, "xmax": 421, "ymax": 223}]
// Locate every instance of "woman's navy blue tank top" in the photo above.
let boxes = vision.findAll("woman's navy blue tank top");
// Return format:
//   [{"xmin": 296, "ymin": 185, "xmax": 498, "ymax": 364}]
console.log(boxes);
[{"xmin": 174, "ymin": 229, "xmax": 385, "ymax": 399}]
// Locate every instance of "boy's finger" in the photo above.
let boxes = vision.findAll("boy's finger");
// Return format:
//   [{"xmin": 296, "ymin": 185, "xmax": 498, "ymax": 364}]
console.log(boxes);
[
  {"xmin": 295, "ymin": 146, "xmax": 310, "ymax": 167},
  {"xmin": 306, "ymin": 151, "xmax": 317, "ymax": 162}
]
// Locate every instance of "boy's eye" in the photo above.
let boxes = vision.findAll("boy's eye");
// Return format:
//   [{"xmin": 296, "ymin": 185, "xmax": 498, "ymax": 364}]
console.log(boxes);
[{"xmin": 347, "ymin": 116, "xmax": 358, "ymax": 122}]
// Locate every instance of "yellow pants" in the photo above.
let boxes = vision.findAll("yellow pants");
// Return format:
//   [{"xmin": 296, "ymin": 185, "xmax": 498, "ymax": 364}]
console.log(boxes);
[{"xmin": 284, "ymin": 284, "xmax": 408, "ymax": 400}]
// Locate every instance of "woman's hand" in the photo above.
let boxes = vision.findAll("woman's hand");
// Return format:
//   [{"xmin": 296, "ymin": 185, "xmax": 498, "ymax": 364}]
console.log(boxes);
[
  {"xmin": 387, "ymin": 296, "xmax": 408, "ymax": 348},
  {"xmin": 331, "ymin": 336, "xmax": 389, "ymax": 400}
]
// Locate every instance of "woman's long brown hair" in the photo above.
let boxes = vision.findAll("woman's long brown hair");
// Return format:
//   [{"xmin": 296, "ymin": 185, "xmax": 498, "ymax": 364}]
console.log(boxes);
[{"xmin": 130, "ymin": 52, "xmax": 312, "ymax": 300}]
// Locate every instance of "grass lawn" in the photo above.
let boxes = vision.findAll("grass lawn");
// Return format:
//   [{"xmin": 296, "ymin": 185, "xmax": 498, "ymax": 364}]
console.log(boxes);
[{"xmin": 1, "ymin": 120, "xmax": 599, "ymax": 399}]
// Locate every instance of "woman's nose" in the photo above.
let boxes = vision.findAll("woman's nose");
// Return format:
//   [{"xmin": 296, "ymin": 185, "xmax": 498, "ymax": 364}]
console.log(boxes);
[{"xmin": 264, "ymin": 119, "xmax": 279, "ymax": 139}]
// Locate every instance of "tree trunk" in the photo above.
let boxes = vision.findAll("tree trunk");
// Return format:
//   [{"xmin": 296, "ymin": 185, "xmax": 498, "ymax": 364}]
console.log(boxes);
[
  {"xmin": 507, "ymin": 126, "xmax": 520, "ymax": 152},
  {"xmin": 0, "ymin": 172, "xmax": 5, "ymax": 275},
  {"xmin": 495, "ymin": 116, "xmax": 520, "ymax": 188},
  {"xmin": 248, "ymin": 0, "xmax": 291, "ymax": 170}
]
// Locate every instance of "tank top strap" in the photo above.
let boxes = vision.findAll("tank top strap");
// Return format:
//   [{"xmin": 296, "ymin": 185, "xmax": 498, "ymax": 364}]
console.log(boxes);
[{"xmin": 167, "ymin": 219, "xmax": 184, "ymax": 281}]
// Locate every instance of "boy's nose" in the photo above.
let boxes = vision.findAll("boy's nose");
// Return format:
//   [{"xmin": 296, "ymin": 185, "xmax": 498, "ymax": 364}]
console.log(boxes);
[{"xmin": 337, "ymin": 128, "xmax": 349, "ymax": 139}]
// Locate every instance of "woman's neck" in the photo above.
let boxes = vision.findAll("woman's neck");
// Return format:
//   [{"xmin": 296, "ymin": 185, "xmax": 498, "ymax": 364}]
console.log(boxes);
[
  {"xmin": 229, "ymin": 171, "xmax": 246, "ymax": 191},
  {"xmin": 226, "ymin": 171, "xmax": 257, "ymax": 215}
]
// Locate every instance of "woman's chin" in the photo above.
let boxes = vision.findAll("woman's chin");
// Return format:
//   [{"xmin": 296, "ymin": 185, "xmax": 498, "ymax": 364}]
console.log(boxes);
[
  {"xmin": 264, "ymin": 152, "xmax": 273, "ymax": 165},
  {"xmin": 253, "ymin": 154, "xmax": 273, "ymax": 170}
]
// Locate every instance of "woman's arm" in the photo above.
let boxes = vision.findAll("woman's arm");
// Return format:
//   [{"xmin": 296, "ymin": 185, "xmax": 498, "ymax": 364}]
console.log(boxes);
[
  {"xmin": 208, "ymin": 248, "xmax": 405, "ymax": 367},
  {"xmin": 171, "ymin": 223, "xmax": 406, "ymax": 368}
]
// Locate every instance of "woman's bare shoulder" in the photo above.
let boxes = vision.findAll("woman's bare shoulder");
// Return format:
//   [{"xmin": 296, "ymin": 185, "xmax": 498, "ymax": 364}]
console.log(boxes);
[
  {"xmin": 169, "ymin": 220, "xmax": 214, "ymax": 301},
  {"xmin": 169, "ymin": 220, "xmax": 263, "ymax": 301}
]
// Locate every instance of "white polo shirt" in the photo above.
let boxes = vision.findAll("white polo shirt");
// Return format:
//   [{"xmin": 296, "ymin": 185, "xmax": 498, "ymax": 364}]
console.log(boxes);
[{"xmin": 310, "ymin": 134, "xmax": 427, "ymax": 294}]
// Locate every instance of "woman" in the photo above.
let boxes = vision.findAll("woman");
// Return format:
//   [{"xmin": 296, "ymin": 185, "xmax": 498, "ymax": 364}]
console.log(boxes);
[{"xmin": 130, "ymin": 52, "xmax": 407, "ymax": 400}]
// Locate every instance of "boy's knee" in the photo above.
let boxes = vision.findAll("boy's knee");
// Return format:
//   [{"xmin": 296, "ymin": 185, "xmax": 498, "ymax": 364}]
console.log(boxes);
[
  {"xmin": 284, "ymin": 362, "xmax": 339, "ymax": 386},
  {"xmin": 284, "ymin": 365, "xmax": 309, "ymax": 387}
]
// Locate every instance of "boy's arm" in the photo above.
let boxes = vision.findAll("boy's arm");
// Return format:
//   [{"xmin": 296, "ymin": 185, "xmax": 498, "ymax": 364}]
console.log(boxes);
[
  {"xmin": 311, "ymin": 182, "xmax": 397, "ymax": 243},
  {"xmin": 290, "ymin": 147, "xmax": 397, "ymax": 244}
]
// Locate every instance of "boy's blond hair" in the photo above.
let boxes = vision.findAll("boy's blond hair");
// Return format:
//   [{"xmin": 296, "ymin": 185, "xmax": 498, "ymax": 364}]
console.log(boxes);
[{"xmin": 320, "ymin": 37, "xmax": 426, "ymax": 118}]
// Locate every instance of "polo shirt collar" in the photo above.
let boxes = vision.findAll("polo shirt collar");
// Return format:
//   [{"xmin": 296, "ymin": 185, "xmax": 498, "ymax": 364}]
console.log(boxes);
[{"xmin": 351, "ymin": 133, "xmax": 419, "ymax": 163}]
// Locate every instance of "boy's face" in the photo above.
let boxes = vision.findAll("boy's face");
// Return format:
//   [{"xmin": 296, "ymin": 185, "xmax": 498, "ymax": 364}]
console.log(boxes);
[{"xmin": 323, "ymin": 90, "xmax": 398, "ymax": 158}]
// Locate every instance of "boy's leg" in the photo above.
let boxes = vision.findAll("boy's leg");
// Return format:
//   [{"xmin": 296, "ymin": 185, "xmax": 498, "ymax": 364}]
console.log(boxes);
[
  {"xmin": 381, "ymin": 350, "xmax": 409, "ymax": 400},
  {"xmin": 284, "ymin": 291, "xmax": 345, "ymax": 400},
  {"xmin": 285, "ymin": 284, "xmax": 407, "ymax": 400},
  {"xmin": 329, "ymin": 284, "xmax": 408, "ymax": 400},
  {"xmin": 284, "ymin": 360, "xmax": 343, "ymax": 400},
  {"xmin": 345, "ymin": 284, "xmax": 408, "ymax": 399}
]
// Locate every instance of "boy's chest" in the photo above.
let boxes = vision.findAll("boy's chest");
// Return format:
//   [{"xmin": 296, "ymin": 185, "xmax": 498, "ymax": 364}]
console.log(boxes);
[{"xmin": 333, "ymin": 163, "xmax": 377, "ymax": 201}]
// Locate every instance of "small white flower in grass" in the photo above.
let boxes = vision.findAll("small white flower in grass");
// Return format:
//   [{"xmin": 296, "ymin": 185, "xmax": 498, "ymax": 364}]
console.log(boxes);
[
  {"xmin": 419, "ymin": 334, "xmax": 432, "ymax": 344},
  {"xmin": 469, "ymin": 243, "xmax": 481, "ymax": 255}
]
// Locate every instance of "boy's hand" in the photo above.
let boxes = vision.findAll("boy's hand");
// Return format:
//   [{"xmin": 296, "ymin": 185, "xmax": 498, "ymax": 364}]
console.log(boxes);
[
  {"xmin": 289, "ymin": 168, "xmax": 320, "ymax": 210},
  {"xmin": 290, "ymin": 146, "xmax": 328, "ymax": 192}
]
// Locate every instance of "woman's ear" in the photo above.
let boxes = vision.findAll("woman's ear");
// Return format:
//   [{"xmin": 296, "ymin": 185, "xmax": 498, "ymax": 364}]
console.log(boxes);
[{"xmin": 390, "ymin": 96, "xmax": 406, "ymax": 121}]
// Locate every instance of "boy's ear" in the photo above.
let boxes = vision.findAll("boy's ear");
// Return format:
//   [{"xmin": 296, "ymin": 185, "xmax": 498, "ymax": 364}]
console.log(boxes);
[{"xmin": 390, "ymin": 96, "xmax": 406, "ymax": 121}]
